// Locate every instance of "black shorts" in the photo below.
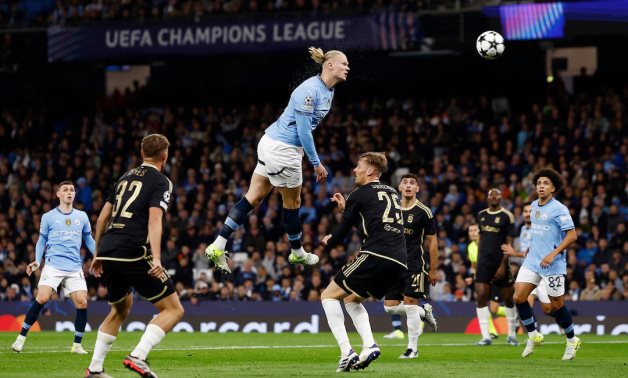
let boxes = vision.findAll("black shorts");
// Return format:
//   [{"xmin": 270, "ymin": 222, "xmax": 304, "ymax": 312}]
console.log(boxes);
[
  {"xmin": 490, "ymin": 285, "xmax": 503, "ymax": 302},
  {"xmin": 101, "ymin": 256, "xmax": 175, "ymax": 304},
  {"xmin": 475, "ymin": 256, "xmax": 514, "ymax": 287},
  {"xmin": 334, "ymin": 252, "xmax": 406, "ymax": 300},
  {"xmin": 384, "ymin": 270, "xmax": 429, "ymax": 301}
]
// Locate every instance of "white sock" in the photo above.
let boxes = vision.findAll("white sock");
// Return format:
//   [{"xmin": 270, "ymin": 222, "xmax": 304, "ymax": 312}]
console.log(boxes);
[
  {"xmin": 505, "ymin": 306, "xmax": 518, "ymax": 338},
  {"xmin": 418, "ymin": 305, "xmax": 426, "ymax": 319},
  {"xmin": 322, "ymin": 299, "xmax": 352, "ymax": 356},
  {"xmin": 476, "ymin": 306, "xmax": 491, "ymax": 340},
  {"xmin": 291, "ymin": 246, "xmax": 305, "ymax": 258},
  {"xmin": 345, "ymin": 302, "xmax": 375, "ymax": 348},
  {"xmin": 383, "ymin": 303, "xmax": 405, "ymax": 315},
  {"xmin": 131, "ymin": 324, "xmax": 166, "ymax": 360},
  {"xmin": 214, "ymin": 236, "xmax": 227, "ymax": 251},
  {"xmin": 88, "ymin": 331, "xmax": 116, "ymax": 372},
  {"xmin": 405, "ymin": 305, "xmax": 421, "ymax": 351}
]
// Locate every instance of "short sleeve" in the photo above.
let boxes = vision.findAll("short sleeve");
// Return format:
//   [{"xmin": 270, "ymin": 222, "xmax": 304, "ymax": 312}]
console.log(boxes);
[
  {"xmin": 556, "ymin": 206, "xmax": 575, "ymax": 231},
  {"xmin": 150, "ymin": 177, "xmax": 172, "ymax": 212},
  {"xmin": 342, "ymin": 189, "xmax": 363, "ymax": 222},
  {"xmin": 424, "ymin": 214, "xmax": 436, "ymax": 236},
  {"xmin": 106, "ymin": 182, "xmax": 117, "ymax": 204},
  {"xmin": 293, "ymin": 86, "xmax": 315, "ymax": 115}
]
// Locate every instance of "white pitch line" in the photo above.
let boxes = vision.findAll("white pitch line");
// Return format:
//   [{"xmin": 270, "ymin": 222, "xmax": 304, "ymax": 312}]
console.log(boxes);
[{"xmin": 2, "ymin": 340, "xmax": 628, "ymax": 355}]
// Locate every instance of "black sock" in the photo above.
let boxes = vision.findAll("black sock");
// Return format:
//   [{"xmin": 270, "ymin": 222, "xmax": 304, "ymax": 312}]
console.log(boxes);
[
  {"xmin": 20, "ymin": 301, "xmax": 44, "ymax": 336},
  {"xmin": 282, "ymin": 207, "xmax": 302, "ymax": 250},
  {"xmin": 551, "ymin": 306, "xmax": 575, "ymax": 338},
  {"xmin": 219, "ymin": 197, "xmax": 254, "ymax": 238},
  {"xmin": 74, "ymin": 308, "xmax": 87, "ymax": 343},
  {"xmin": 515, "ymin": 301, "xmax": 537, "ymax": 333},
  {"xmin": 392, "ymin": 314, "xmax": 402, "ymax": 331}
]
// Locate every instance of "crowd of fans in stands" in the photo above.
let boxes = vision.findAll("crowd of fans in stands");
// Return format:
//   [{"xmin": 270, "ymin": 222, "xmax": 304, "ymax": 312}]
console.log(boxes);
[
  {"xmin": 0, "ymin": 0, "xmax": 482, "ymax": 27},
  {"xmin": 0, "ymin": 76, "xmax": 627, "ymax": 304}
]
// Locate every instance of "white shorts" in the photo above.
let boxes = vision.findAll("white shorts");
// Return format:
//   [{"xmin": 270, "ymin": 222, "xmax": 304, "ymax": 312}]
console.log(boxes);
[
  {"xmin": 516, "ymin": 266, "xmax": 564, "ymax": 298},
  {"xmin": 530, "ymin": 280, "xmax": 550, "ymax": 304},
  {"xmin": 253, "ymin": 134, "xmax": 303, "ymax": 188},
  {"xmin": 39, "ymin": 265, "xmax": 87, "ymax": 297}
]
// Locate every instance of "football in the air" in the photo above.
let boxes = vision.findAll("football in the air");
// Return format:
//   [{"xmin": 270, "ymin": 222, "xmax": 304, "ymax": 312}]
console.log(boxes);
[{"xmin": 476, "ymin": 31, "xmax": 505, "ymax": 60}]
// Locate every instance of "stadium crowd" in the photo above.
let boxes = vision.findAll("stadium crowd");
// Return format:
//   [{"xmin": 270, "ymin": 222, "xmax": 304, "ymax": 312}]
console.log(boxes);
[
  {"xmin": 0, "ymin": 78, "xmax": 627, "ymax": 305},
  {"xmin": 0, "ymin": 0, "xmax": 485, "ymax": 27}
]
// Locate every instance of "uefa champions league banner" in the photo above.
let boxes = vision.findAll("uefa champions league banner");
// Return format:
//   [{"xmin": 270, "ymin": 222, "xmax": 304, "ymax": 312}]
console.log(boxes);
[
  {"xmin": 1, "ymin": 301, "xmax": 627, "ymax": 335},
  {"xmin": 47, "ymin": 13, "xmax": 421, "ymax": 62}
]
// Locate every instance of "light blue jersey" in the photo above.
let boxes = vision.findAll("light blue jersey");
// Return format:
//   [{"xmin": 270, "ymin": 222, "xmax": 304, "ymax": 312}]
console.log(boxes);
[
  {"xmin": 264, "ymin": 75, "xmax": 334, "ymax": 167},
  {"xmin": 36, "ymin": 208, "xmax": 96, "ymax": 272},
  {"xmin": 522, "ymin": 197, "xmax": 574, "ymax": 275},
  {"xmin": 518, "ymin": 225, "xmax": 532, "ymax": 252}
]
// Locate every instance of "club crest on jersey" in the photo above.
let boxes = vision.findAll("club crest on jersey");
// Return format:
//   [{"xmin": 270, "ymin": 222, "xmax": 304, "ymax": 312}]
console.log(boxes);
[
  {"xmin": 494, "ymin": 216, "xmax": 500, "ymax": 223},
  {"xmin": 65, "ymin": 219, "xmax": 71, "ymax": 226},
  {"xmin": 407, "ymin": 215, "xmax": 414, "ymax": 223}
]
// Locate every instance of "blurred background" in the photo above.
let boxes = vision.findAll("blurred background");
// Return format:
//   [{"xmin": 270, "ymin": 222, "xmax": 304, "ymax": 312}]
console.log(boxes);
[{"xmin": 0, "ymin": 0, "xmax": 626, "ymax": 332}]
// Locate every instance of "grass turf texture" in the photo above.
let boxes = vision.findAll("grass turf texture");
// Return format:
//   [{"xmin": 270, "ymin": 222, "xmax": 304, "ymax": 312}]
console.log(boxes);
[{"xmin": 1, "ymin": 332, "xmax": 626, "ymax": 377}]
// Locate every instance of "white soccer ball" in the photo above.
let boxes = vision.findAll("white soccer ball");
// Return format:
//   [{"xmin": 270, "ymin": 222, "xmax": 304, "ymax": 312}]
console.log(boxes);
[{"xmin": 476, "ymin": 31, "xmax": 505, "ymax": 60}]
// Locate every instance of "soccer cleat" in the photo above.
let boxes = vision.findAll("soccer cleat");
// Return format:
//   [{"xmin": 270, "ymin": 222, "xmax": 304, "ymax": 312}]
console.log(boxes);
[
  {"xmin": 522, "ymin": 333, "xmax": 544, "ymax": 357},
  {"xmin": 562, "ymin": 337, "xmax": 581, "ymax": 361},
  {"xmin": 205, "ymin": 244, "xmax": 231, "ymax": 274},
  {"xmin": 11, "ymin": 335, "xmax": 25, "ymax": 353},
  {"xmin": 383, "ymin": 330, "xmax": 404, "ymax": 339},
  {"xmin": 399, "ymin": 348, "xmax": 418, "ymax": 359},
  {"xmin": 422, "ymin": 303, "xmax": 438, "ymax": 331},
  {"xmin": 475, "ymin": 338, "xmax": 492, "ymax": 346},
  {"xmin": 288, "ymin": 251, "xmax": 319, "ymax": 266},
  {"xmin": 123, "ymin": 354, "xmax": 158, "ymax": 378},
  {"xmin": 354, "ymin": 344, "xmax": 381, "ymax": 370},
  {"xmin": 506, "ymin": 336, "xmax": 520, "ymax": 346},
  {"xmin": 71, "ymin": 343, "xmax": 88, "ymax": 354},
  {"xmin": 84, "ymin": 368, "xmax": 113, "ymax": 378},
  {"xmin": 490, "ymin": 333, "xmax": 499, "ymax": 340},
  {"xmin": 336, "ymin": 349, "xmax": 359, "ymax": 372}
]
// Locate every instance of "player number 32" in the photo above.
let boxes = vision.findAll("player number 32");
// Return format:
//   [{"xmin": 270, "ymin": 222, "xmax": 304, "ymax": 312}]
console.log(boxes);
[{"xmin": 112, "ymin": 180, "xmax": 143, "ymax": 218}]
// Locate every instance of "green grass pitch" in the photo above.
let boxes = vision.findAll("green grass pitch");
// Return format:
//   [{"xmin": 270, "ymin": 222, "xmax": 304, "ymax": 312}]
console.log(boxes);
[{"xmin": 1, "ymin": 332, "xmax": 626, "ymax": 377}]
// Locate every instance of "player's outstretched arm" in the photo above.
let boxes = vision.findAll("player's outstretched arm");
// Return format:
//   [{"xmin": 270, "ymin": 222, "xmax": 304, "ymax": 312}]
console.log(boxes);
[
  {"xmin": 501, "ymin": 243, "xmax": 525, "ymax": 258},
  {"xmin": 330, "ymin": 193, "xmax": 346, "ymax": 212}
]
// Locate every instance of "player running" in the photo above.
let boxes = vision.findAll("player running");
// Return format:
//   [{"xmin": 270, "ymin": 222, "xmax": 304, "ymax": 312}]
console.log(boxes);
[
  {"xmin": 513, "ymin": 168, "xmax": 580, "ymax": 360},
  {"xmin": 12, "ymin": 181, "xmax": 95, "ymax": 355},
  {"xmin": 383, "ymin": 174, "xmax": 438, "ymax": 359},
  {"xmin": 205, "ymin": 46, "xmax": 349, "ymax": 273},
  {"xmin": 85, "ymin": 134, "xmax": 184, "ymax": 378},
  {"xmin": 321, "ymin": 152, "xmax": 407, "ymax": 372}
]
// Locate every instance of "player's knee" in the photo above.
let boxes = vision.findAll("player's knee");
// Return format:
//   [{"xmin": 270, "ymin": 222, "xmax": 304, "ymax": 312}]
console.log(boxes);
[
  {"xmin": 173, "ymin": 303, "xmax": 185, "ymax": 321},
  {"xmin": 513, "ymin": 292, "xmax": 528, "ymax": 304}
]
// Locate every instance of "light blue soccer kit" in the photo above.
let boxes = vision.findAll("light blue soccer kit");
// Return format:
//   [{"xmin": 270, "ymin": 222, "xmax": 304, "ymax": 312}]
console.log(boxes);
[
  {"xmin": 518, "ymin": 197, "xmax": 575, "ymax": 297},
  {"xmin": 36, "ymin": 208, "xmax": 95, "ymax": 295},
  {"xmin": 254, "ymin": 75, "xmax": 333, "ymax": 187}
]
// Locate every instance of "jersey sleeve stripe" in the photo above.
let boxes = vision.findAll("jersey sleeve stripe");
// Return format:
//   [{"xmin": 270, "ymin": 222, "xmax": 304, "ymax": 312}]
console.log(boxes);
[{"xmin": 416, "ymin": 202, "xmax": 433, "ymax": 218}]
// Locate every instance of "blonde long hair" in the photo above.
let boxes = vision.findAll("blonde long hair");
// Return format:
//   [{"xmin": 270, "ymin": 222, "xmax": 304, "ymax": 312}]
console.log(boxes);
[{"xmin": 308, "ymin": 46, "xmax": 343, "ymax": 64}]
